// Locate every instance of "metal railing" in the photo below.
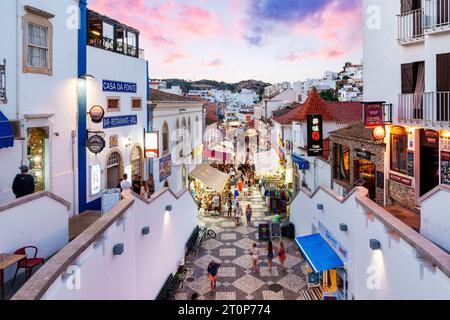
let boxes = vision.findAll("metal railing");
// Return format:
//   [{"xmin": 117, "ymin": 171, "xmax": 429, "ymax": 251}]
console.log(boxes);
[
  {"xmin": 424, "ymin": 0, "xmax": 450, "ymax": 30},
  {"xmin": 88, "ymin": 35, "xmax": 141, "ymax": 59},
  {"xmin": 398, "ymin": 8, "xmax": 425, "ymax": 43},
  {"xmin": 398, "ymin": 92, "xmax": 450, "ymax": 126}
]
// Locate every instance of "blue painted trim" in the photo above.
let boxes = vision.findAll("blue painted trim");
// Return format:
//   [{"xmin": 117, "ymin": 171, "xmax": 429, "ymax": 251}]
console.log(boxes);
[
  {"xmin": 78, "ymin": 0, "xmax": 88, "ymax": 213},
  {"xmin": 146, "ymin": 60, "xmax": 153, "ymax": 175}
]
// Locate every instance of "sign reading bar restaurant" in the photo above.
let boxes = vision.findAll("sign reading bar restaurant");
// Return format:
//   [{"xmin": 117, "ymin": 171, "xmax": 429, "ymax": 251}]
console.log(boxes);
[
  {"xmin": 364, "ymin": 103, "xmax": 384, "ymax": 128},
  {"xmin": 102, "ymin": 80, "xmax": 137, "ymax": 93},
  {"xmin": 307, "ymin": 114, "xmax": 323, "ymax": 157},
  {"xmin": 103, "ymin": 115, "xmax": 138, "ymax": 129}
]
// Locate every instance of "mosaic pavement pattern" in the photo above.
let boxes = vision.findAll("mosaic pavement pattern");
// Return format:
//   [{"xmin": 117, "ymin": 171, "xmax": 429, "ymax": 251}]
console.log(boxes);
[{"xmin": 175, "ymin": 188, "xmax": 309, "ymax": 301}]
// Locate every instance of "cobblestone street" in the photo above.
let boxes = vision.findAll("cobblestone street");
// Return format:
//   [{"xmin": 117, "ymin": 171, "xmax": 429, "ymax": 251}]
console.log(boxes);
[{"xmin": 175, "ymin": 188, "xmax": 319, "ymax": 301}]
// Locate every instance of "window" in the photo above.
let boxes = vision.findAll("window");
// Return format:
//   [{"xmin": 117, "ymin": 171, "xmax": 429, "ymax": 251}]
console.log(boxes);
[
  {"xmin": 131, "ymin": 145, "xmax": 143, "ymax": 177},
  {"xmin": 107, "ymin": 97, "xmax": 120, "ymax": 111},
  {"xmin": 333, "ymin": 143, "xmax": 350, "ymax": 182},
  {"xmin": 132, "ymin": 98, "xmax": 142, "ymax": 110},
  {"xmin": 23, "ymin": 6, "xmax": 53, "ymax": 75},
  {"xmin": 162, "ymin": 121, "xmax": 169, "ymax": 155},
  {"xmin": 0, "ymin": 59, "xmax": 5, "ymax": 103},
  {"xmin": 391, "ymin": 126, "xmax": 408, "ymax": 174}
]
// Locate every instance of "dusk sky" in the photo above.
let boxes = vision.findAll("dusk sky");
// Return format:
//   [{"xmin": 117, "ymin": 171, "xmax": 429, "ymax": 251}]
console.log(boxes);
[{"xmin": 90, "ymin": 0, "xmax": 363, "ymax": 83}]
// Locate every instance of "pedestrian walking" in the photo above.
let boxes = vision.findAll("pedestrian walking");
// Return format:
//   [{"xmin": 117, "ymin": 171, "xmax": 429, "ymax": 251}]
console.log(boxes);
[
  {"xmin": 245, "ymin": 204, "xmax": 253, "ymax": 226},
  {"xmin": 207, "ymin": 260, "xmax": 221, "ymax": 293},
  {"xmin": 250, "ymin": 243, "xmax": 260, "ymax": 273},
  {"xmin": 120, "ymin": 174, "xmax": 131, "ymax": 191},
  {"xmin": 267, "ymin": 241, "xmax": 274, "ymax": 274},
  {"xmin": 227, "ymin": 198, "xmax": 233, "ymax": 219},
  {"xmin": 278, "ymin": 241, "xmax": 287, "ymax": 271},
  {"xmin": 12, "ymin": 165, "xmax": 35, "ymax": 199},
  {"xmin": 140, "ymin": 180, "xmax": 149, "ymax": 198},
  {"xmin": 237, "ymin": 179, "xmax": 243, "ymax": 193},
  {"xmin": 212, "ymin": 193, "xmax": 220, "ymax": 216},
  {"xmin": 235, "ymin": 202, "xmax": 242, "ymax": 226},
  {"xmin": 147, "ymin": 174, "xmax": 155, "ymax": 195},
  {"xmin": 132, "ymin": 174, "xmax": 141, "ymax": 194}
]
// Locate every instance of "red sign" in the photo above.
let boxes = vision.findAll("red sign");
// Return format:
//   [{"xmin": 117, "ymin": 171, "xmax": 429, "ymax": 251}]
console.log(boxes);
[
  {"xmin": 425, "ymin": 130, "xmax": 439, "ymax": 146},
  {"xmin": 364, "ymin": 103, "xmax": 383, "ymax": 128},
  {"xmin": 389, "ymin": 173, "xmax": 413, "ymax": 187},
  {"xmin": 307, "ymin": 114, "xmax": 323, "ymax": 157},
  {"xmin": 144, "ymin": 131, "xmax": 159, "ymax": 158}
]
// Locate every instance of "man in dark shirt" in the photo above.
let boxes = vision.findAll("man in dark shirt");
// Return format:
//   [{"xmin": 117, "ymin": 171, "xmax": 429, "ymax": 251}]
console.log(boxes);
[
  {"xmin": 132, "ymin": 174, "xmax": 141, "ymax": 194},
  {"xmin": 12, "ymin": 165, "xmax": 35, "ymax": 199}
]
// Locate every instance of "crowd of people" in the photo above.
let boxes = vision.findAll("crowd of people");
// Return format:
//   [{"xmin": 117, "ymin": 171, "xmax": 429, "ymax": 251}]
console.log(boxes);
[{"xmin": 118, "ymin": 173, "xmax": 155, "ymax": 199}]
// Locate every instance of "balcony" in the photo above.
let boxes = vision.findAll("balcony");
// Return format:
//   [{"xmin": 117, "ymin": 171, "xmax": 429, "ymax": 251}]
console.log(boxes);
[
  {"xmin": 424, "ymin": 0, "xmax": 450, "ymax": 32},
  {"xmin": 87, "ymin": 10, "xmax": 142, "ymax": 59},
  {"xmin": 398, "ymin": 92, "xmax": 450, "ymax": 127},
  {"xmin": 398, "ymin": 8, "xmax": 425, "ymax": 44}
]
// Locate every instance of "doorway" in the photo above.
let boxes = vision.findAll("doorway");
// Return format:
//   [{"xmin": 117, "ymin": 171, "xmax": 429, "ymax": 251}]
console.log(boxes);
[
  {"xmin": 420, "ymin": 129, "xmax": 439, "ymax": 196},
  {"xmin": 356, "ymin": 160, "xmax": 376, "ymax": 201},
  {"xmin": 106, "ymin": 151, "xmax": 122, "ymax": 189},
  {"xmin": 27, "ymin": 127, "xmax": 49, "ymax": 192}
]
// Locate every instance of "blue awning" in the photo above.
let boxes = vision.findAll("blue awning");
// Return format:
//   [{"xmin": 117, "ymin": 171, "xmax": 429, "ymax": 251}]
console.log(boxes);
[
  {"xmin": 292, "ymin": 153, "xmax": 310, "ymax": 170},
  {"xmin": 0, "ymin": 110, "xmax": 14, "ymax": 149},
  {"xmin": 295, "ymin": 234, "xmax": 344, "ymax": 273}
]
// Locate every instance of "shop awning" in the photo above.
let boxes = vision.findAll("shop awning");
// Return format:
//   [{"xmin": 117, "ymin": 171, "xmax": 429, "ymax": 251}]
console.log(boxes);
[
  {"xmin": 292, "ymin": 154, "xmax": 310, "ymax": 170},
  {"xmin": 204, "ymin": 148, "xmax": 233, "ymax": 162},
  {"xmin": 0, "ymin": 110, "xmax": 14, "ymax": 149},
  {"xmin": 189, "ymin": 164, "xmax": 230, "ymax": 192},
  {"xmin": 295, "ymin": 234, "xmax": 344, "ymax": 273}
]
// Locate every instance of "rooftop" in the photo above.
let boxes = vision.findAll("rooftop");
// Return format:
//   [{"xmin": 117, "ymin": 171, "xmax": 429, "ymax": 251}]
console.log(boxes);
[
  {"xmin": 330, "ymin": 121, "xmax": 383, "ymax": 144},
  {"xmin": 149, "ymin": 89, "xmax": 203, "ymax": 103}
]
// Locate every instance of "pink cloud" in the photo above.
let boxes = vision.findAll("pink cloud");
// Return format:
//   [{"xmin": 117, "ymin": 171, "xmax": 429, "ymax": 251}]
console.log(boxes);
[{"xmin": 205, "ymin": 58, "xmax": 225, "ymax": 67}]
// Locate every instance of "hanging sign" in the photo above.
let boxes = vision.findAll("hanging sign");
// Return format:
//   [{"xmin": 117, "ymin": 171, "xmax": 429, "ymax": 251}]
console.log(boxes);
[
  {"xmin": 307, "ymin": 114, "xmax": 323, "ymax": 157},
  {"xmin": 159, "ymin": 154, "xmax": 172, "ymax": 182},
  {"xmin": 144, "ymin": 131, "xmax": 159, "ymax": 158},
  {"xmin": 102, "ymin": 80, "xmax": 137, "ymax": 93},
  {"xmin": 89, "ymin": 105, "xmax": 105, "ymax": 123},
  {"xmin": 364, "ymin": 103, "xmax": 384, "ymax": 128},
  {"xmin": 87, "ymin": 133, "xmax": 106, "ymax": 154}
]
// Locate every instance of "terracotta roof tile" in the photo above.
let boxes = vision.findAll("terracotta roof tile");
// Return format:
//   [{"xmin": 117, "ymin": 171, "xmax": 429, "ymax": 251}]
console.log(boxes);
[{"xmin": 330, "ymin": 121, "xmax": 380, "ymax": 144}]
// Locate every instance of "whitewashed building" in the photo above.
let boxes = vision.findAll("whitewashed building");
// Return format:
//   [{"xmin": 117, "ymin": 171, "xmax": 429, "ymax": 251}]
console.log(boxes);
[
  {"xmin": 148, "ymin": 89, "xmax": 204, "ymax": 193},
  {"xmin": 0, "ymin": 0, "xmax": 78, "ymax": 214},
  {"xmin": 364, "ymin": 0, "xmax": 450, "ymax": 251}
]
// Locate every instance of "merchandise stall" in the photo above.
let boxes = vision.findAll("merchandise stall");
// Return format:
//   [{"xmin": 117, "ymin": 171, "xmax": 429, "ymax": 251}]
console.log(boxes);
[{"xmin": 189, "ymin": 164, "xmax": 230, "ymax": 214}]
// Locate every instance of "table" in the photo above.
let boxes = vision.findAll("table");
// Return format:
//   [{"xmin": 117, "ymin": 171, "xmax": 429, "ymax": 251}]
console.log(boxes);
[{"xmin": 0, "ymin": 254, "xmax": 26, "ymax": 300}]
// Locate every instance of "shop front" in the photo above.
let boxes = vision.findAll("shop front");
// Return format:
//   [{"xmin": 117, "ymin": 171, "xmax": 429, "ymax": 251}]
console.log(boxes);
[
  {"xmin": 295, "ymin": 233, "xmax": 347, "ymax": 300},
  {"xmin": 189, "ymin": 164, "xmax": 230, "ymax": 215},
  {"xmin": 330, "ymin": 122, "xmax": 386, "ymax": 205}
]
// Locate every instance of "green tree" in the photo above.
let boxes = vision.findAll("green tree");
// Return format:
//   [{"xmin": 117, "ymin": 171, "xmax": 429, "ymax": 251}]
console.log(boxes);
[{"xmin": 320, "ymin": 89, "xmax": 338, "ymax": 101}]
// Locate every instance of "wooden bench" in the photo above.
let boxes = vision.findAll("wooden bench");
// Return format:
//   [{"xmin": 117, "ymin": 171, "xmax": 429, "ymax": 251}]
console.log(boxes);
[
  {"xmin": 186, "ymin": 226, "xmax": 200, "ymax": 253},
  {"xmin": 156, "ymin": 273, "xmax": 176, "ymax": 300}
]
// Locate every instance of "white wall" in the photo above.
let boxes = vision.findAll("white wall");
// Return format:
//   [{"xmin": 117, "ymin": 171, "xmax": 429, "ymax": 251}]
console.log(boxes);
[
  {"xmin": 41, "ymin": 189, "xmax": 197, "ymax": 300},
  {"xmin": 420, "ymin": 186, "xmax": 450, "ymax": 252},
  {"xmin": 290, "ymin": 187, "xmax": 450, "ymax": 300},
  {"xmin": 85, "ymin": 47, "xmax": 148, "ymax": 205},
  {"xmin": 0, "ymin": 195, "xmax": 69, "ymax": 282},
  {"xmin": 0, "ymin": 0, "xmax": 78, "ymax": 210}
]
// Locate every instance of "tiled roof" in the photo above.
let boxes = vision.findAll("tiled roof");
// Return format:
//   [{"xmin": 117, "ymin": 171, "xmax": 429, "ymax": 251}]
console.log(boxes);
[
  {"xmin": 326, "ymin": 101, "xmax": 363, "ymax": 125},
  {"xmin": 330, "ymin": 121, "xmax": 381, "ymax": 144},
  {"xmin": 271, "ymin": 88, "xmax": 362, "ymax": 125},
  {"xmin": 149, "ymin": 88, "xmax": 202, "ymax": 102}
]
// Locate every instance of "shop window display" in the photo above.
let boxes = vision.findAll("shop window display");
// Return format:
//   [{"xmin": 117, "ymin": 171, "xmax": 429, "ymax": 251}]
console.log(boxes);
[{"xmin": 27, "ymin": 127, "xmax": 48, "ymax": 192}]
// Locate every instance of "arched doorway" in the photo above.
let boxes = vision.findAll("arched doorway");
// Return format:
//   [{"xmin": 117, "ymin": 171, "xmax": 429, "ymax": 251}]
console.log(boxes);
[
  {"xmin": 106, "ymin": 151, "xmax": 122, "ymax": 189},
  {"xmin": 131, "ymin": 145, "xmax": 144, "ymax": 178}
]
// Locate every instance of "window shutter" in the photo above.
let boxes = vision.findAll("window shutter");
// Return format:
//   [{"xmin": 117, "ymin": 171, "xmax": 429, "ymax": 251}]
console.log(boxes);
[
  {"xmin": 401, "ymin": 63, "xmax": 415, "ymax": 94},
  {"xmin": 437, "ymin": 53, "xmax": 450, "ymax": 92},
  {"xmin": 437, "ymin": 0, "xmax": 449, "ymax": 25}
]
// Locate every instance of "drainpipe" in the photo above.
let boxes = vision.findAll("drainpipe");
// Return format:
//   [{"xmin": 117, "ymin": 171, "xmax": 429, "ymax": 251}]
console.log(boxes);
[
  {"xmin": 16, "ymin": 0, "xmax": 24, "ymax": 164},
  {"xmin": 71, "ymin": 130, "xmax": 77, "ymax": 216}
]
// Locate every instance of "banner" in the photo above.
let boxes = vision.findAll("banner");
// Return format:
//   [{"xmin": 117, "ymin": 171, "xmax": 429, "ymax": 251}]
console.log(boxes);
[
  {"xmin": 144, "ymin": 131, "xmax": 159, "ymax": 158},
  {"xmin": 159, "ymin": 154, "xmax": 172, "ymax": 182}
]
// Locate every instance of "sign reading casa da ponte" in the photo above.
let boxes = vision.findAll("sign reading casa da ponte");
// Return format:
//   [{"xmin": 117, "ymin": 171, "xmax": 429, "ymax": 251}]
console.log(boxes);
[{"xmin": 102, "ymin": 80, "xmax": 137, "ymax": 93}]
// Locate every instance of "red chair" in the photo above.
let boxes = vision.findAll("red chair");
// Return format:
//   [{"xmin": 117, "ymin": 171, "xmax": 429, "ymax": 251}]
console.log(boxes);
[{"xmin": 12, "ymin": 246, "xmax": 44, "ymax": 286}]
